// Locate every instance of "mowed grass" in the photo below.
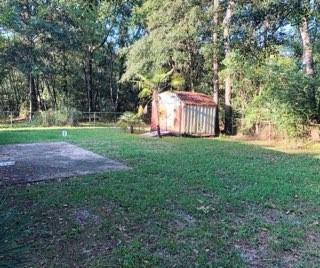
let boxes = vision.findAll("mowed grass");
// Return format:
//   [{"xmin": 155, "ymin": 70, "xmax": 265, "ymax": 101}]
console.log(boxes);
[{"xmin": 0, "ymin": 128, "xmax": 319, "ymax": 267}]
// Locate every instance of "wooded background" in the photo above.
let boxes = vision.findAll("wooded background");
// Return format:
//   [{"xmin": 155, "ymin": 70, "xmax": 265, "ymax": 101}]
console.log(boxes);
[{"xmin": 0, "ymin": 0, "xmax": 319, "ymax": 137}]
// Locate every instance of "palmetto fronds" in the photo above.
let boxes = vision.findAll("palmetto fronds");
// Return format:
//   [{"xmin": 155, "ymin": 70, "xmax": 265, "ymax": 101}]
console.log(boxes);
[{"xmin": 135, "ymin": 69, "xmax": 185, "ymax": 99}]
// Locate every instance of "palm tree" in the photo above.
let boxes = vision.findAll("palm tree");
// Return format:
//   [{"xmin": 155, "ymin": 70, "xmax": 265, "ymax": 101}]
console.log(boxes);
[
  {"xmin": 135, "ymin": 69, "xmax": 185, "ymax": 137},
  {"xmin": 117, "ymin": 112, "xmax": 144, "ymax": 134}
]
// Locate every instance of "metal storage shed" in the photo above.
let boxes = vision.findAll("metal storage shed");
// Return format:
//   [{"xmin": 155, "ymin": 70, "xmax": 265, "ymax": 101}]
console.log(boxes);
[{"xmin": 151, "ymin": 91, "xmax": 217, "ymax": 136}]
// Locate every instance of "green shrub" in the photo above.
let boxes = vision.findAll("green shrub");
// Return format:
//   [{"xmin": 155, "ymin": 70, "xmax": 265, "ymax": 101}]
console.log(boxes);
[
  {"xmin": 53, "ymin": 110, "xmax": 69, "ymax": 126},
  {"xmin": 67, "ymin": 109, "xmax": 82, "ymax": 126},
  {"xmin": 225, "ymin": 53, "xmax": 312, "ymax": 138},
  {"xmin": 117, "ymin": 112, "xmax": 144, "ymax": 133},
  {"xmin": 19, "ymin": 101, "xmax": 29, "ymax": 118},
  {"xmin": 40, "ymin": 110, "xmax": 68, "ymax": 126},
  {"xmin": 31, "ymin": 112, "xmax": 44, "ymax": 126},
  {"xmin": 30, "ymin": 110, "xmax": 71, "ymax": 127},
  {"xmin": 242, "ymin": 94, "xmax": 307, "ymax": 138}
]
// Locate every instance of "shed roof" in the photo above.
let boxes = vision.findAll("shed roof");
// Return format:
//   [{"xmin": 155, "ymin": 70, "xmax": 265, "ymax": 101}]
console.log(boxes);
[{"xmin": 174, "ymin": 91, "xmax": 216, "ymax": 106}]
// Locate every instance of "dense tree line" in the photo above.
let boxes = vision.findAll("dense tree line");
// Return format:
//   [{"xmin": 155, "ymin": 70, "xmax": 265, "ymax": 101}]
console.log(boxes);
[
  {"xmin": 0, "ymin": 0, "xmax": 143, "ymax": 117},
  {"xmin": 0, "ymin": 0, "xmax": 319, "ymax": 136}
]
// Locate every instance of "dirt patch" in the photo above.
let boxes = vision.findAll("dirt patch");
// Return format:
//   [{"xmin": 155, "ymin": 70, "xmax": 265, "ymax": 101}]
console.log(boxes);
[
  {"xmin": 0, "ymin": 142, "xmax": 129, "ymax": 186},
  {"xmin": 170, "ymin": 209, "xmax": 197, "ymax": 231},
  {"xmin": 176, "ymin": 210, "xmax": 196, "ymax": 225},
  {"xmin": 236, "ymin": 246, "xmax": 262, "ymax": 268},
  {"xmin": 235, "ymin": 230, "xmax": 270, "ymax": 268},
  {"xmin": 74, "ymin": 208, "xmax": 102, "ymax": 225},
  {"xmin": 307, "ymin": 232, "xmax": 320, "ymax": 248},
  {"xmin": 101, "ymin": 201, "xmax": 122, "ymax": 217}
]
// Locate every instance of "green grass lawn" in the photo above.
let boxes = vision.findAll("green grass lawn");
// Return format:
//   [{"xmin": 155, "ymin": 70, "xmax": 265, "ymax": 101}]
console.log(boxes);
[{"xmin": 0, "ymin": 128, "xmax": 319, "ymax": 267}]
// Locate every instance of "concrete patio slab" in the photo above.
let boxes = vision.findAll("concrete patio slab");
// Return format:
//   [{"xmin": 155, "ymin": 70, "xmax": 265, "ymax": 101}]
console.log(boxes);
[{"xmin": 0, "ymin": 142, "xmax": 128, "ymax": 186}]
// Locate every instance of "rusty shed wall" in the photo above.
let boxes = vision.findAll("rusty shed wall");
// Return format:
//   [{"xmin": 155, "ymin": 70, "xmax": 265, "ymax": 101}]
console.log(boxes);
[
  {"xmin": 182, "ymin": 104, "xmax": 216, "ymax": 136},
  {"xmin": 152, "ymin": 92, "xmax": 216, "ymax": 136},
  {"xmin": 151, "ymin": 92, "xmax": 182, "ymax": 133}
]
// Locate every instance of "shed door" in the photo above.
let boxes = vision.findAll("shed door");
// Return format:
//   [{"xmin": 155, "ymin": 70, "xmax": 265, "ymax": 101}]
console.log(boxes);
[{"xmin": 184, "ymin": 105, "xmax": 215, "ymax": 135}]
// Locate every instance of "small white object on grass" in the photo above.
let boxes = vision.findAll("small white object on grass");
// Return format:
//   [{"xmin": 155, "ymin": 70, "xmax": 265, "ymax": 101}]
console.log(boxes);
[{"xmin": 62, "ymin": 130, "xmax": 68, "ymax": 138}]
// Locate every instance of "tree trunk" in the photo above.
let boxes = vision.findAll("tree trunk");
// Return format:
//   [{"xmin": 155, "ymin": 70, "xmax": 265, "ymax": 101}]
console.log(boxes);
[
  {"xmin": 115, "ymin": 82, "xmax": 120, "ymax": 112},
  {"xmin": 223, "ymin": 0, "xmax": 234, "ymax": 135},
  {"xmin": 299, "ymin": 16, "xmax": 317, "ymax": 120},
  {"xmin": 8, "ymin": 72, "xmax": 20, "ymax": 112},
  {"xmin": 108, "ymin": 50, "xmax": 115, "ymax": 111},
  {"xmin": 84, "ymin": 54, "xmax": 94, "ymax": 114},
  {"xmin": 62, "ymin": 53, "xmax": 69, "ymax": 109},
  {"xmin": 29, "ymin": 73, "xmax": 38, "ymax": 121},
  {"xmin": 115, "ymin": 56, "xmax": 126, "ymax": 112},
  {"xmin": 154, "ymin": 90, "xmax": 161, "ymax": 138},
  {"xmin": 110, "ymin": 53, "xmax": 124, "ymax": 113},
  {"xmin": 299, "ymin": 17, "xmax": 314, "ymax": 76},
  {"xmin": 35, "ymin": 75, "xmax": 42, "ymax": 111},
  {"xmin": 212, "ymin": 0, "xmax": 220, "ymax": 136},
  {"xmin": 47, "ymin": 77, "xmax": 57, "ymax": 110},
  {"xmin": 88, "ymin": 55, "xmax": 94, "ymax": 112}
]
